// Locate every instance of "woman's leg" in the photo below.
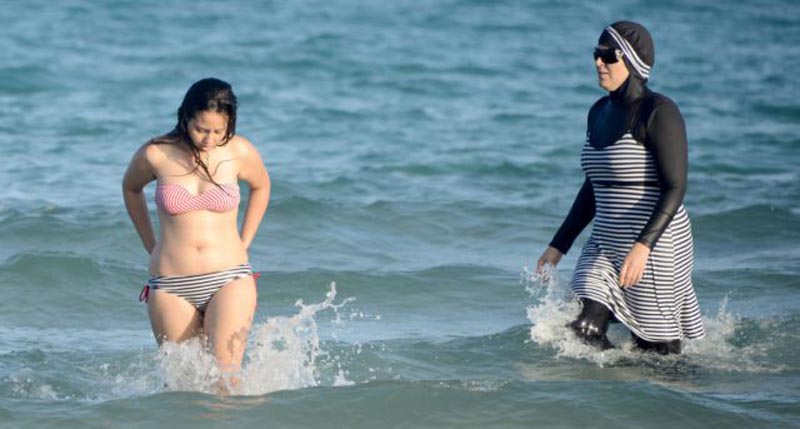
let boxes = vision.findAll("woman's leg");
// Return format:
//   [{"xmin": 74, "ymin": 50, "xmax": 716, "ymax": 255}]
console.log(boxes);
[
  {"xmin": 147, "ymin": 290, "xmax": 204, "ymax": 344},
  {"xmin": 203, "ymin": 275, "xmax": 258, "ymax": 391},
  {"xmin": 569, "ymin": 298, "xmax": 614, "ymax": 350}
]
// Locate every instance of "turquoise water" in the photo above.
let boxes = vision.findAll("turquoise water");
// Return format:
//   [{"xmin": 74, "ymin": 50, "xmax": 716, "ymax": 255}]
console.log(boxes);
[{"xmin": 1, "ymin": 1, "xmax": 799, "ymax": 428}]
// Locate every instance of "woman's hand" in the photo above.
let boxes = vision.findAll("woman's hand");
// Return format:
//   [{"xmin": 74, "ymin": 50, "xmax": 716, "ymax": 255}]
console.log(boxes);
[
  {"xmin": 619, "ymin": 242, "xmax": 651, "ymax": 287},
  {"xmin": 122, "ymin": 143, "xmax": 157, "ymax": 254},
  {"xmin": 537, "ymin": 246, "xmax": 563, "ymax": 274},
  {"xmin": 236, "ymin": 136, "xmax": 270, "ymax": 250}
]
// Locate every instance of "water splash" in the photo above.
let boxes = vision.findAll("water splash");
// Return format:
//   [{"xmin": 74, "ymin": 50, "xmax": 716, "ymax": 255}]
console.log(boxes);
[
  {"xmin": 239, "ymin": 282, "xmax": 355, "ymax": 395},
  {"xmin": 522, "ymin": 263, "xmax": 583, "ymax": 353},
  {"xmin": 156, "ymin": 338, "xmax": 220, "ymax": 392},
  {"xmin": 522, "ymin": 263, "xmax": 627, "ymax": 367},
  {"xmin": 7, "ymin": 370, "xmax": 61, "ymax": 401},
  {"xmin": 155, "ymin": 282, "xmax": 359, "ymax": 395},
  {"xmin": 522, "ymin": 263, "xmax": 783, "ymax": 372},
  {"xmin": 682, "ymin": 297, "xmax": 787, "ymax": 373}
]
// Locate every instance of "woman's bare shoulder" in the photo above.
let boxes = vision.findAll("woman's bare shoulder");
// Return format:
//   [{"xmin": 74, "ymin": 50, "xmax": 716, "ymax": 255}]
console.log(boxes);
[
  {"xmin": 142, "ymin": 136, "xmax": 186, "ymax": 162},
  {"xmin": 228, "ymin": 134, "xmax": 261, "ymax": 157}
]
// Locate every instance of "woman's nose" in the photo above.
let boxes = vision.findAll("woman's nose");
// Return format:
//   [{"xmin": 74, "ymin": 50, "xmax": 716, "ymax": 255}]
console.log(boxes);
[{"xmin": 595, "ymin": 56, "xmax": 604, "ymax": 67}]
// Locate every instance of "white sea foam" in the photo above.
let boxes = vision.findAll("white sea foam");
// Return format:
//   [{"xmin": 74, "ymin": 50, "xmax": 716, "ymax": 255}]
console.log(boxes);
[
  {"xmin": 154, "ymin": 282, "xmax": 361, "ymax": 395},
  {"xmin": 7, "ymin": 370, "xmax": 61, "ymax": 401},
  {"xmin": 2, "ymin": 283, "xmax": 365, "ymax": 401},
  {"xmin": 522, "ymin": 263, "xmax": 781, "ymax": 373},
  {"xmin": 682, "ymin": 298, "xmax": 786, "ymax": 373},
  {"xmin": 522, "ymin": 263, "xmax": 631, "ymax": 367}
]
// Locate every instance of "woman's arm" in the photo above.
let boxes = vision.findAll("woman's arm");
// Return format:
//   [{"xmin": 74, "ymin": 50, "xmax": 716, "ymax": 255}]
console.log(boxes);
[
  {"xmin": 122, "ymin": 144, "xmax": 158, "ymax": 254},
  {"xmin": 538, "ymin": 100, "xmax": 606, "ymax": 272},
  {"xmin": 638, "ymin": 97, "xmax": 688, "ymax": 248},
  {"xmin": 537, "ymin": 178, "xmax": 596, "ymax": 272},
  {"xmin": 549, "ymin": 178, "xmax": 596, "ymax": 255},
  {"xmin": 620, "ymin": 96, "xmax": 688, "ymax": 287},
  {"xmin": 236, "ymin": 137, "xmax": 271, "ymax": 250}
]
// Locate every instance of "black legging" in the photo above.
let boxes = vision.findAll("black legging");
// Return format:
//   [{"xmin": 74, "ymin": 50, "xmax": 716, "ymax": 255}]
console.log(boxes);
[{"xmin": 569, "ymin": 298, "xmax": 681, "ymax": 355}]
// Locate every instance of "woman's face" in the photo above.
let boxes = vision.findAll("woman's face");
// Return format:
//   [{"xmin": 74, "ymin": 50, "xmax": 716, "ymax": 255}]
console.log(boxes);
[
  {"xmin": 187, "ymin": 110, "xmax": 229, "ymax": 152},
  {"xmin": 595, "ymin": 45, "xmax": 630, "ymax": 92}
]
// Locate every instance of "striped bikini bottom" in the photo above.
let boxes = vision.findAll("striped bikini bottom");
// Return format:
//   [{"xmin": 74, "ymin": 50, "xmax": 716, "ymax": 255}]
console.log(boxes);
[{"xmin": 139, "ymin": 263, "xmax": 259, "ymax": 312}]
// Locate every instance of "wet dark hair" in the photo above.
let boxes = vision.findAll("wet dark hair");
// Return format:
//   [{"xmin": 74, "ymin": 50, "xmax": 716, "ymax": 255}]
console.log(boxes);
[{"xmin": 154, "ymin": 78, "xmax": 238, "ymax": 184}]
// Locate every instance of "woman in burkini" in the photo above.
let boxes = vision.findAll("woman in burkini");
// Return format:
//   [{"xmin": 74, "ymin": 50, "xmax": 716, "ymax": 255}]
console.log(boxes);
[
  {"xmin": 537, "ymin": 22, "xmax": 704, "ymax": 354},
  {"xmin": 123, "ymin": 78, "xmax": 270, "ymax": 388}
]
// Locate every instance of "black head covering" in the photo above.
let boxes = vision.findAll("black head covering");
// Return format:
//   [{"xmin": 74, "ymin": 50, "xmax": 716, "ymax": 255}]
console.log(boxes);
[{"xmin": 598, "ymin": 21, "xmax": 654, "ymax": 81}]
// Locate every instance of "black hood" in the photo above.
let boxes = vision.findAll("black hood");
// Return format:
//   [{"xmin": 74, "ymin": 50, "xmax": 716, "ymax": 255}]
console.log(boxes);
[{"xmin": 599, "ymin": 21, "xmax": 654, "ymax": 82}]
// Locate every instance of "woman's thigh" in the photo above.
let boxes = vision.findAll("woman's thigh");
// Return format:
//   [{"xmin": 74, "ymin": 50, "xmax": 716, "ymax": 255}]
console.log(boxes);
[
  {"xmin": 147, "ymin": 290, "xmax": 204, "ymax": 344},
  {"xmin": 203, "ymin": 276, "xmax": 258, "ymax": 369}
]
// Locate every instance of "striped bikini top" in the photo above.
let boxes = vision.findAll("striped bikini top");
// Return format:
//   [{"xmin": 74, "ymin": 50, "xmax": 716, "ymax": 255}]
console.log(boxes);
[{"xmin": 155, "ymin": 182, "xmax": 240, "ymax": 215}]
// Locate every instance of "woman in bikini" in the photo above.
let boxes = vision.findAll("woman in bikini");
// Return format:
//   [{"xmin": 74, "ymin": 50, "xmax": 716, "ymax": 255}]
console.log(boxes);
[{"xmin": 122, "ymin": 78, "xmax": 270, "ymax": 390}]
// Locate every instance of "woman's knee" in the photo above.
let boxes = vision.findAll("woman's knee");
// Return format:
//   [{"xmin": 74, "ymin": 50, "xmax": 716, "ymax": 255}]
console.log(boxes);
[{"xmin": 203, "ymin": 279, "xmax": 257, "ymax": 360}]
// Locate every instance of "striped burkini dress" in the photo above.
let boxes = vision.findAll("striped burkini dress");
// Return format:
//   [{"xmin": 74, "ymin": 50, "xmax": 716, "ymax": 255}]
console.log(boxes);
[{"xmin": 572, "ymin": 132, "xmax": 705, "ymax": 342}]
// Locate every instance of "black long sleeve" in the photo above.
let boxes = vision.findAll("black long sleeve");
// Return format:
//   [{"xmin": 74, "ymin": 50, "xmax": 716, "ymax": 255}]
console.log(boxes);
[
  {"xmin": 549, "ymin": 178, "xmax": 596, "ymax": 254},
  {"xmin": 636, "ymin": 97, "xmax": 688, "ymax": 248}
]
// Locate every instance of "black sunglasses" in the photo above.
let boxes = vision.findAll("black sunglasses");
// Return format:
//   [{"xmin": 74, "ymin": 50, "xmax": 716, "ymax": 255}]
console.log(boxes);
[{"xmin": 593, "ymin": 47, "xmax": 623, "ymax": 64}]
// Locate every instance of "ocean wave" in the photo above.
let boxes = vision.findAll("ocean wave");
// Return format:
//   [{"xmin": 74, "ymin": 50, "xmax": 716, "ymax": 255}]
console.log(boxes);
[
  {"xmin": 357, "ymin": 158, "xmax": 562, "ymax": 179},
  {"xmin": 752, "ymin": 103, "xmax": 800, "ymax": 122},
  {"xmin": 692, "ymin": 204, "xmax": 799, "ymax": 245},
  {"xmin": 0, "ymin": 65, "xmax": 57, "ymax": 94},
  {"xmin": 0, "ymin": 250, "xmax": 144, "ymax": 327}
]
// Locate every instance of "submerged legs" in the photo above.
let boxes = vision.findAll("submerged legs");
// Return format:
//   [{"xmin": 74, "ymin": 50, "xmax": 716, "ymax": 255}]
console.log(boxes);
[
  {"xmin": 569, "ymin": 298, "xmax": 614, "ymax": 350},
  {"xmin": 568, "ymin": 298, "xmax": 681, "ymax": 355}
]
